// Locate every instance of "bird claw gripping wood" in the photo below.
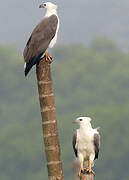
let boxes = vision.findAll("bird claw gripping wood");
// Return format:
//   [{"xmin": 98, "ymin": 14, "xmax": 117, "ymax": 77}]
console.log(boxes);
[
  {"xmin": 86, "ymin": 168, "xmax": 95, "ymax": 176},
  {"xmin": 44, "ymin": 51, "xmax": 53, "ymax": 64}
]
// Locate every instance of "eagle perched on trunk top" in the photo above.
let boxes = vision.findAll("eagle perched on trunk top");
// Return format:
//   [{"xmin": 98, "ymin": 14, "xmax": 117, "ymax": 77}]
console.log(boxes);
[
  {"xmin": 23, "ymin": 2, "xmax": 59, "ymax": 76},
  {"xmin": 73, "ymin": 117, "xmax": 100, "ymax": 176}
]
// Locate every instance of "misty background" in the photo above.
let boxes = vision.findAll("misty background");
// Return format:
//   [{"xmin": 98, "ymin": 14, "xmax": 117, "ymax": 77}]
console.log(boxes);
[
  {"xmin": 0, "ymin": 1, "xmax": 129, "ymax": 180},
  {"xmin": 1, "ymin": 0, "xmax": 129, "ymax": 50}
]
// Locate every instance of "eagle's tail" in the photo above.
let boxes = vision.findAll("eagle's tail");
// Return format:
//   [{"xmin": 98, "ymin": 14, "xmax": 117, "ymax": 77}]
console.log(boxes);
[{"xmin": 24, "ymin": 53, "xmax": 43, "ymax": 76}]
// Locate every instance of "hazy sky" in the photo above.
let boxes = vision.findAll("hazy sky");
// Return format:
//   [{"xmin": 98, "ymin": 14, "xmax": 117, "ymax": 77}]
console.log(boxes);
[{"xmin": 1, "ymin": 0, "xmax": 129, "ymax": 50}]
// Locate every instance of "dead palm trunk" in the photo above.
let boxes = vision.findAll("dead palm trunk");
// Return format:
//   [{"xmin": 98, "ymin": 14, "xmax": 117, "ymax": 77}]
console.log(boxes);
[{"xmin": 36, "ymin": 57, "xmax": 64, "ymax": 180}]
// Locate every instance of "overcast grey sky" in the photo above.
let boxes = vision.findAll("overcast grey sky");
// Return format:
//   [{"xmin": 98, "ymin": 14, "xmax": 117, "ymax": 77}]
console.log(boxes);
[{"xmin": 1, "ymin": 0, "xmax": 129, "ymax": 50}]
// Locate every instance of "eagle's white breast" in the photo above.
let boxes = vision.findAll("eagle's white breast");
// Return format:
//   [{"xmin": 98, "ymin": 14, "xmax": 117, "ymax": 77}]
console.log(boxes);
[
  {"xmin": 45, "ymin": 9, "xmax": 59, "ymax": 48},
  {"xmin": 77, "ymin": 129, "xmax": 95, "ymax": 159},
  {"xmin": 49, "ymin": 17, "xmax": 59, "ymax": 48}
]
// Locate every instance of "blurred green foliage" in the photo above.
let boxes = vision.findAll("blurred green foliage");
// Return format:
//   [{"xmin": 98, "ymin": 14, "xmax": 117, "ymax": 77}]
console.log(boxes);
[{"xmin": 0, "ymin": 38, "xmax": 129, "ymax": 180}]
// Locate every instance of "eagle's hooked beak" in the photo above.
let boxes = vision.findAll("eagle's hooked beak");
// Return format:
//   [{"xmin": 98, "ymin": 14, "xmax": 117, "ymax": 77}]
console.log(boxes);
[
  {"xmin": 39, "ymin": 4, "xmax": 45, "ymax": 8},
  {"xmin": 72, "ymin": 119, "xmax": 78, "ymax": 123}
]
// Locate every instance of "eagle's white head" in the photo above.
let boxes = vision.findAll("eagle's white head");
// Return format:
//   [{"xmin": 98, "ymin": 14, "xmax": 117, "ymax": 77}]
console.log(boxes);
[
  {"xmin": 39, "ymin": 2, "xmax": 57, "ymax": 10},
  {"xmin": 74, "ymin": 116, "xmax": 92, "ymax": 128}
]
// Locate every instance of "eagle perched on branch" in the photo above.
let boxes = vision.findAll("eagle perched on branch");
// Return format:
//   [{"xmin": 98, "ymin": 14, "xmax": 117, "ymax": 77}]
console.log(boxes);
[{"xmin": 73, "ymin": 117, "xmax": 100, "ymax": 176}]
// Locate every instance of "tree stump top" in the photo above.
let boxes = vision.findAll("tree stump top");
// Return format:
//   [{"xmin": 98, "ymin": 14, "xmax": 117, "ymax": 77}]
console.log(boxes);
[{"xmin": 80, "ymin": 171, "xmax": 94, "ymax": 180}]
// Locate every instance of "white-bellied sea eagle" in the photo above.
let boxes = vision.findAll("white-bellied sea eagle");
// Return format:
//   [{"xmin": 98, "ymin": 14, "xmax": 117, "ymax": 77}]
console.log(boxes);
[
  {"xmin": 23, "ymin": 2, "xmax": 59, "ymax": 76},
  {"xmin": 73, "ymin": 117, "xmax": 100, "ymax": 176}
]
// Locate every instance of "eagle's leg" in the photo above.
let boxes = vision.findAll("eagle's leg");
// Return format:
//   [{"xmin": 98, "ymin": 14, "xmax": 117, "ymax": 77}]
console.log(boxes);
[
  {"xmin": 78, "ymin": 154, "xmax": 84, "ymax": 177},
  {"xmin": 86, "ymin": 159, "xmax": 95, "ymax": 175},
  {"xmin": 44, "ymin": 50, "xmax": 53, "ymax": 64},
  {"xmin": 78, "ymin": 167, "xmax": 83, "ymax": 177}
]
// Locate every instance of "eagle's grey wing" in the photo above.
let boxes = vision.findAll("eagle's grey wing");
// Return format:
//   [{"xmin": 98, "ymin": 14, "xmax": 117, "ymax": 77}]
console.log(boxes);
[
  {"xmin": 94, "ymin": 133, "xmax": 100, "ymax": 160},
  {"xmin": 23, "ymin": 14, "xmax": 58, "ymax": 63},
  {"xmin": 73, "ymin": 131, "xmax": 78, "ymax": 157}
]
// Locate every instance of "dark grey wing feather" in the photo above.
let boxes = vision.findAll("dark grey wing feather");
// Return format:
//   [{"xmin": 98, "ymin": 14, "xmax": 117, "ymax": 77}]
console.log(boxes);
[
  {"xmin": 94, "ymin": 133, "xmax": 100, "ymax": 160},
  {"xmin": 23, "ymin": 14, "xmax": 58, "ymax": 63},
  {"xmin": 73, "ymin": 131, "xmax": 78, "ymax": 157}
]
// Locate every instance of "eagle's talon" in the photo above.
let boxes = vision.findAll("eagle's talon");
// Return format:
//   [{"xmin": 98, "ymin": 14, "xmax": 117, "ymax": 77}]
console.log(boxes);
[
  {"xmin": 78, "ymin": 168, "xmax": 83, "ymax": 177},
  {"xmin": 78, "ymin": 168, "xmax": 87, "ymax": 177},
  {"xmin": 86, "ymin": 168, "xmax": 95, "ymax": 176},
  {"xmin": 45, "ymin": 50, "xmax": 53, "ymax": 63},
  {"xmin": 82, "ymin": 168, "xmax": 87, "ymax": 173},
  {"xmin": 45, "ymin": 54, "xmax": 53, "ymax": 64}
]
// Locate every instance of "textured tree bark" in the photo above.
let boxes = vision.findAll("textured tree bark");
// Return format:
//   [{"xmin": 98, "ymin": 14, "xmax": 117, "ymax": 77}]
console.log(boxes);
[
  {"xmin": 36, "ymin": 57, "xmax": 64, "ymax": 180},
  {"xmin": 80, "ymin": 172, "xmax": 94, "ymax": 180}
]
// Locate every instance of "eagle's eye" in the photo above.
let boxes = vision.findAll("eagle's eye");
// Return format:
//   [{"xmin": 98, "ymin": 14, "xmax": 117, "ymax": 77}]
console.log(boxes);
[
  {"xmin": 44, "ymin": 3, "xmax": 46, "ymax": 6},
  {"xmin": 80, "ymin": 119, "xmax": 83, "ymax": 121}
]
